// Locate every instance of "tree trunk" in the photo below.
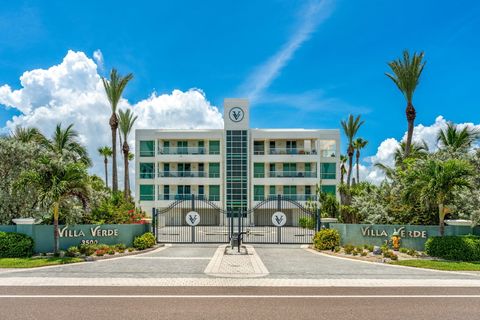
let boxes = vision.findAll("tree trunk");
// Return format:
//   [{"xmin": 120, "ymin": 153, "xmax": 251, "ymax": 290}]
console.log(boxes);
[
  {"xmin": 53, "ymin": 202, "xmax": 60, "ymax": 255},
  {"xmin": 439, "ymin": 203, "xmax": 445, "ymax": 237},
  {"xmin": 340, "ymin": 168, "xmax": 344, "ymax": 185},
  {"xmin": 123, "ymin": 141, "xmax": 130, "ymax": 199},
  {"xmin": 110, "ymin": 113, "xmax": 119, "ymax": 192},
  {"xmin": 104, "ymin": 157, "xmax": 108, "ymax": 188},
  {"xmin": 346, "ymin": 145, "xmax": 354, "ymax": 187},
  {"xmin": 404, "ymin": 102, "xmax": 416, "ymax": 158},
  {"xmin": 356, "ymin": 151, "xmax": 360, "ymax": 184}
]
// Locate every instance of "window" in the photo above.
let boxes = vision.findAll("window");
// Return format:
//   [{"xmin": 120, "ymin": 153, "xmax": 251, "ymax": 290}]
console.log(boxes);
[
  {"xmin": 254, "ymin": 141, "xmax": 264, "ymax": 155},
  {"xmin": 177, "ymin": 185, "xmax": 191, "ymax": 199},
  {"xmin": 209, "ymin": 185, "xmax": 220, "ymax": 201},
  {"xmin": 198, "ymin": 140, "xmax": 205, "ymax": 154},
  {"xmin": 320, "ymin": 140, "xmax": 336, "ymax": 157},
  {"xmin": 139, "ymin": 141, "xmax": 154, "ymax": 157},
  {"xmin": 199, "ymin": 163, "xmax": 204, "ymax": 176},
  {"xmin": 163, "ymin": 185, "xmax": 170, "ymax": 200},
  {"xmin": 209, "ymin": 140, "xmax": 220, "ymax": 154},
  {"xmin": 286, "ymin": 141, "xmax": 297, "ymax": 154},
  {"xmin": 269, "ymin": 186, "xmax": 276, "ymax": 196},
  {"xmin": 209, "ymin": 163, "xmax": 220, "ymax": 178},
  {"xmin": 283, "ymin": 163, "xmax": 297, "ymax": 177},
  {"xmin": 139, "ymin": 185, "xmax": 155, "ymax": 201},
  {"xmin": 163, "ymin": 141, "xmax": 170, "ymax": 154},
  {"xmin": 321, "ymin": 163, "xmax": 336, "ymax": 179},
  {"xmin": 269, "ymin": 163, "xmax": 276, "ymax": 176},
  {"xmin": 321, "ymin": 185, "xmax": 336, "ymax": 195},
  {"xmin": 163, "ymin": 163, "xmax": 170, "ymax": 177},
  {"xmin": 305, "ymin": 185, "xmax": 311, "ymax": 195},
  {"xmin": 177, "ymin": 141, "xmax": 188, "ymax": 154},
  {"xmin": 283, "ymin": 185, "xmax": 297, "ymax": 200},
  {"xmin": 305, "ymin": 163, "xmax": 311, "ymax": 173},
  {"xmin": 139, "ymin": 163, "xmax": 154, "ymax": 179},
  {"xmin": 254, "ymin": 163, "xmax": 265, "ymax": 178},
  {"xmin": 254, "ymin": 185, "xmax": 265, "ymax": 201},
  {"xmin": 198, "ymin": 185, "xmax": 204, "ymax": 196}
]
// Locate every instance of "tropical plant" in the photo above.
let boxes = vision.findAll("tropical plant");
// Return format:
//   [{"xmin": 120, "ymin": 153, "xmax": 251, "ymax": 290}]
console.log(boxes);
[
  {"xmin": 404, "ymin": 158, "xmax": 473, "ymax": 236},
  {"xmin": 386, "ymin": 50, "xmax": 426, "ymax": 159},
  {"xmin": 102, "ymin": 69, "xmax": 134, "ymax": 192},
  {"xmin": 340, "ymin": 114, "xmax": 364, "ymax": 188},
  {"xmin": 48, "ymin": 123, "xmax": 91, "ymax": 166},
  {"xmin": 339, "ymin": 155, "xmax": 347, "ymax": 184},
  {"xmin": 98, "ymin": 146, "xmax": 113, "ymax": 188},
  {"xmin": 437, "ymin": 122, "xmax": 480, "ymax": 152},
  {"xmin": 393, "ymin": 140, "xmax": 429, "ymax": 167},
  {"xmin": 118, "ymin": 109, "xmax": 138, "ymax": 199},
  {"xmin": 19, "ymin": 158, "xmax": 90, "ymax": 254},
  {"xmin": 10, "ymin": 126, "xmax": 46, "ymax": 144},
  {"xmin": 353, "ymin": 138, "xmax": 368, "ymax": 184}
]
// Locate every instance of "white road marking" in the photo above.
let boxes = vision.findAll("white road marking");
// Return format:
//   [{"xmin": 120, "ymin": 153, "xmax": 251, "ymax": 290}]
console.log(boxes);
[
  {"xmin": 125, "ymin": 257, "xmax": 211, "ymax": 260},
  {"xmin": 0, "ymin": 294, "xmax": 480, "ymax": 299}
]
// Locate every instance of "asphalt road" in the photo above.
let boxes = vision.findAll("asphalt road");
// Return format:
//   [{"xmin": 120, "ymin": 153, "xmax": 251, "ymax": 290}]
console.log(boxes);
[{"xmin": 1, "ymin": 286, "xmax": 480, "ymax": 320}]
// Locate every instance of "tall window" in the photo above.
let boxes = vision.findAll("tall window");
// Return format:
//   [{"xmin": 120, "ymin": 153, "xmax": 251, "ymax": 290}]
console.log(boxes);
[
  {"xmin": 283, "ymin": 185, "xmax": 297, "ymax": 200},
  {"xmin": 254, "ymin": 185, "xmax": 265, "ymax": 201},
  {"xmin": 177, "ymin": 141, "xmax": 188, "ymax": 154},
  {"xmin": 163, "ymin": 185, "xmax": 170, "ymax": 200},
  {"xmin": 286, "ymin": 140, "xmax": 297, "ymax": 154},
  {"xmin": 209, "ymin": 185, "xmax": 220, "ymax": 201},
  {"xmin": 139, "ymin": 163, "xmax": 154, "ymax": 179},
  {"xmin": 139, "ymin": 185, "xmax": 155, "ymax": 201},
  {"xmin": 139, "ymin": 141, "xmax": 155, "ymax": 157},
  {"xmin": 209, "ymin": 140, "xmax": 220, "ymax": 154},
  {"xmin": 253, "ymin": 141, "xmax": 265, "ymax": 155},
  {"xmin": 254, "ymin": 163, "xmax": 265, "ymax": 178},
  {"xmin": 269, "ymin": 186, "xmax": 276, "ymax": 196},
  {"xmin": 320, "ymin": 163, "xmax": 336, "ymax": 179},
  {"xmin": 321, "ymin": 185, "xmax": 336, "ymax": 195},
  {"xmin": 209, "ymin": 163, "xmax": 220, "ymax": 178},
  {"xmin": 226, "ymin": 130, "xmax": 247, "ymax": 216}
]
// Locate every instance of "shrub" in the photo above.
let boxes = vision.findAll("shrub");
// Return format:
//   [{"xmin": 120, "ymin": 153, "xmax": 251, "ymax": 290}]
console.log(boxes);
[
  {"xmin": 313, "ymin": 229, "xmax": 340, "ymax": 251},
  {"xmin": 344, "ymin": 244, "xmax": 354, "ymax": 254},
  {"xmin": 127, "ymin": 247, "xmax": 135, "ymax": 252},
  {"xmin": 407, "ymin": 249, "xmax": 418, "ymax": 257},
  {"xmin": 0, "ymin": 232, "xmax": 34, "ymax": 258},
  {"xmin": 114, "ymin": 243, "xmax": 126, "ymax": 252},
  {"xmin": 78, "ymin": 243, "xmax": 98, "ymax": 256},
  {"xmin": 360, "ymin": 251, "xmax": 367, "ymax": 256},
  {"xmin": 425, "ymin": 235, "xmax": 480, "ymax": 261},
  {"xmin": 107, "ymin": 249, "xmax": 115, "ymax": 255},
  {"xmin": 399, "ymin": 248, "xmax": 408, "ymax": 254},
  {"xmin": 299, "ymin": 217, "xmax": 315, "ymax": 229},
  {"xmin": 95, "ymin": 249, "xmax": 106, "ymax": 256},
  {"xmin": 66, "ymin": 246, "xmax": 79, "ymax": 257},
  {"xmin": 334, "ymin": 246, "xmax": 340, "ymax": 253},
  {"xmin": 383, "ymin": 250, "xmax": 398, "ymax": 260},
  {"xmin": 133, "ymin": 232, "xmax": 156, "ymax": 250},
  {"xmin": 367, "ymin": 245, "xmax": 374, "ymax": 252}
]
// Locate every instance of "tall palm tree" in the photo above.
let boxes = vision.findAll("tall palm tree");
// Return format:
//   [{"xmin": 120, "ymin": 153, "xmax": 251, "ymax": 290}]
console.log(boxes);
[
  {"xmin": 353, "ymin": 138, "xmax": 368, "ymax": 184},
  {"xmin": 386, "ymin": 50, "xmax": 426, "ymax": 158},
  {"xmin": 437, "ymin": 122, "xmax": 480, "ymax": 152},
  {"xmin": 339, "ymin": 155, "xmax": 347, "ymax": 184},
  {"xmin": 118, "ymin": 109, "xmax": 138, "ymax": 199},
  {"xmin": 49, "ymin": 123, "xmax": 92, "ymax": 166},
  {"xmin": 102, "ymin": 69, "xmax": 134, "ymax": 193},
  {"xmin": 98, "ymin": 146, "xmax": 112, "ymax": 188},
  {"xmin": 340, "ymin": 115, "xmax": 364, "ymax": 187},
  {"xmin": 10, "ymin": 126, "xmax": 46, "ymax": 144},
  {"xmin": 405, "ymin": 159, "xmax": 472, "ymax": 236},
  {"xmin": 20, "ymin": 158, "xmax": 89, "ymax": 254}
]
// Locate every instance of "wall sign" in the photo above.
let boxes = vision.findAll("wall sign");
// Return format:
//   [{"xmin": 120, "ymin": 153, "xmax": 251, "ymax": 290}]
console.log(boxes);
[
  {"xmin": 229, "ymin": 107, "xmax": 244, "ymax": 122},
  {"xmin": 186, "ymin": 211, "xmax": 200, "ymax": 226},
  {"xmin": 58, "ymin": 225, "xmax": 119, "ymax": 238},
  {"xmin": 361, "ymin": 226, "xmax": 427, "ymax": 238},
  {"xmin": 272, "ymin": 212, "xmax": 287, "ymax": 227}
]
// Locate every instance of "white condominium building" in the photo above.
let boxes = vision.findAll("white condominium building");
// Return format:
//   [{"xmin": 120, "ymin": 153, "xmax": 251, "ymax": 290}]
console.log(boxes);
[{"xmin": 135, "ymin": 98, "xmax": 340, "ymax": 222}]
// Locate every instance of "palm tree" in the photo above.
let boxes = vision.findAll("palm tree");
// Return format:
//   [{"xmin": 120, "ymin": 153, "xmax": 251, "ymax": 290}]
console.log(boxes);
[
  {"xmin": 437, "ymin": 122, "xmax": 480, "ymax": 152},
  {"xmin": 20, "ymin": 158, "xmax": 89, "ymax": 254},
  {"xmin": 102, "ymin": 69, "xmax": 134, "ymax": 193},
  {"xmin": 10, "ymin": 126, "xmax": 46, "ymax": 144},
  {"xmin": 339, "ymin": 155, "xmax": 347, "ymax": 184},
  {"xmin": 98, "ymin": 146, "xmax": 113, "ymax": 188},
  {"xmin": 353, "ymin": 138, "xmax": 368, "ymax": 183},
  {"xmin": 118, "ymin": 109, "xmax": 138, "ymax": 199},
  {"xmin": 405, "ymin": 159, "xmax": 472, "ymax": 236},
  {"xmin": 340, "ymin": 115, "xmax": 364, "ymax": 187},
  {"xmin": 49, "ymin": 123, "xmax": 92, "ymax": 166},
  {"xmin": 393, "ymin": 140, "xmax": 429, "ymax": 167},
  {"xmin": 386, "ymin": 50, "xmax": 426, "ymax": 158}
]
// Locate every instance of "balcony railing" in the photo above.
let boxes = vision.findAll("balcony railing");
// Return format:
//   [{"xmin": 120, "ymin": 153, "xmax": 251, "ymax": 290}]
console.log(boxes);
[
  {"xmin": 321, "ymin": 150, "xmax": 336, "ymax": 157},
  {"xmin": 158, "ymin": 171, "xmax": 207, "ymax": 178},
  {"xmin": 157, "ymin": 194, "xmax": 220, "ymax": 201},
  {"xmin": 268, "ymin": 171, "xmax": 317, "ymax": 178},
  {"xmin": 139, "ymin": 172, "xmax": 155, "ymax": 179},
  {"xmin": 254, "ymin": 194, "xmax": 318, "ymax": 201},
  {"xmin": 320, "ymin": 172, "xmax": 336, "ymax": 179},
  {"xmin": 158, "ymin": 147, "xmax": 207, "ymax": 155},
  {"xmin": 268, "ymin": 148, "xmax": 317, "ymax": 155}
]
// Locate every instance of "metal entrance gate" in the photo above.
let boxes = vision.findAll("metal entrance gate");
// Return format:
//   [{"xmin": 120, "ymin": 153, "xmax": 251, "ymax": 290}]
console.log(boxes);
[{"xmin": 153, "ymin": 195, "xmax": 318, "ymax": 244}]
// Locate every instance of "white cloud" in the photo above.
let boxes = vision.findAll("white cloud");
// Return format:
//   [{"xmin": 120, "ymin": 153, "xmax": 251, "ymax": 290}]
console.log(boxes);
[
  {"xmin": 93, "ymin": 49, "xmax": 104, "ymax": 70},
  {"xmin": 0, "ymin": 50, "xmax": 223, "ymax": 190},
  {"xmin": 238, "ymin": 0, "xmax": 334, "ymax": 102},
  {"xmin": 362, "ymin": 116, "xmax": 480, "ymax": 184}
]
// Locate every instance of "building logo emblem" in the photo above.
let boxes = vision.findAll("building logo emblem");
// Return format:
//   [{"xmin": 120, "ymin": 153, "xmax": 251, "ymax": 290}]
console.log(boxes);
[
  {"xmin": 185, "ymin": 211, "xmax": 200, "ymax": 226},
  {"xmin": 271, "ymin": 211, "xmax": 287, "ymax": 227},
  {"xmin": 229, "ymin": 107, "xmax": 244, "ymax": 122}
]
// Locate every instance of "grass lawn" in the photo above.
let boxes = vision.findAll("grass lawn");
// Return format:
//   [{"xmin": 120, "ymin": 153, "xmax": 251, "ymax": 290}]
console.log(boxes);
[
  {"xmin": 0, "ymin": 257, "xmax": 84, "ymax": 268},
  {"xmin": 391, "ymin": 259, "xmax": 480, "ymax": 271}
]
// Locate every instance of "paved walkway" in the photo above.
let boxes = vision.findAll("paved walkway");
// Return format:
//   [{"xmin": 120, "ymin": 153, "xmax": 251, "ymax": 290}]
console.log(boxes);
[{"xmin": 0, "ymin": 244, "xmax": 479, "ymax": 286}]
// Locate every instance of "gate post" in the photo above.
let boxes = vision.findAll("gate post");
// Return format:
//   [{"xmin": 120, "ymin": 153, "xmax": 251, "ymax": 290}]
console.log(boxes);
[
  {"xmin": 191, "ymin": 194, "xmax": 195, "ymax": 243},
  {"xmin": 316, "ymin": 207, "xmax": 320, "ymax": 233},
  {"xmin": 277, "ymin": 194, "xmax": 282, "ymax": 244},
  {"xmin": 151, "ymin": 208, "xmax": 157, "ymax": 239}
]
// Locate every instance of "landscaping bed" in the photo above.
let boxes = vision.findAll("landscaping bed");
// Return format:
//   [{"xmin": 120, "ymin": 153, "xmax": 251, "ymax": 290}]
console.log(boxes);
[{"xmin": 0, "ymin": 257, "xmax": 83, "ymax": 268}]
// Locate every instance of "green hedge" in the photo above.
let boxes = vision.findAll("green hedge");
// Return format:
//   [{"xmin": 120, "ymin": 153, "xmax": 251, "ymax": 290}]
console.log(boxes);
[
  {"xmin": 313, "ymin": 229, "xmax": 340, "ymax": 250},
  {"xmin": 0, "ymin": 232, "xmax": 34, "ymax": 258},
  {"xmin": 425, "ymin": 235, "xmax": 480, "ymax": 261},
  {"xmin": 133, "ymin": 232, "xmax": 156, "ymax": 250}
]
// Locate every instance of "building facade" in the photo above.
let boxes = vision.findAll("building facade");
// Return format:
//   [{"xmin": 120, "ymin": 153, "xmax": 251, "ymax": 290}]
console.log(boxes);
[{"xmin": 135, "ymin": 98, "xmax": 340, "ymax": 224}]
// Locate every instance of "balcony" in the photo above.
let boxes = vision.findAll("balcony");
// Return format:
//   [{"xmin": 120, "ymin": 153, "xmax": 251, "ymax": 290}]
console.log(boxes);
[
  {"xmin": 320, "ymin": 150, "xmax": 336, "ymax": 158},
  {"xmin": 157, "ymin": 194, "xmax": 220, "ymax": 201},
  {"xmin": 268, "ymin": 171, "xmax": 317, "ymax": 178},
  {"xmin": 268, "ymin": 148, "xmax": 317, "ymax": 155},
  {"xmin": 158, "ymin": 171, "xmax": 220, "ymax": 178},
  {"xmin": 158, "ymin": 147, "xmax": 208, "ymax": 155},
  {"xmin": 320, "ymin": 172, "xmax": 336, "ymax": 180},
  {"xmin": 254, "ymin": 194, "xmax": 318, "ymax": 201}
]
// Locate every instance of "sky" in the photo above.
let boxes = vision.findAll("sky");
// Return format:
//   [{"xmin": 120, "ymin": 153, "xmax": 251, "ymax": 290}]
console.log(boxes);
[{"xmin": 1, "ymin": 0, "xmax": 480, "ymax": 185}]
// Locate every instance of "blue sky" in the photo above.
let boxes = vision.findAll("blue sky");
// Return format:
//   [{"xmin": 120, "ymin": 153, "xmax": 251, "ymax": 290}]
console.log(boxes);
[{"xmin": 1, "ymin": 0, "xmax": 479, "ymax": 181}]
